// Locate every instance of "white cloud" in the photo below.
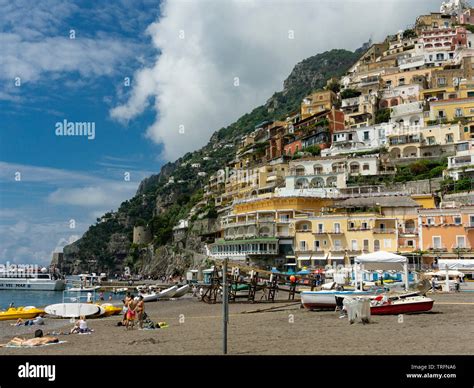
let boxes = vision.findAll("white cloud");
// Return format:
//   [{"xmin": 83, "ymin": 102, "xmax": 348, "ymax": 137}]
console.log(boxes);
[
  {"xmin": 111, "ymin": 0, "xmax": 441, "ymax": 160},
  {"xmin": 47, "ymin": 183, "xmax": 137, "ymax": 208},
  {"xmin": 0, "ymin": 0, "xmax": 142, "ymax": 88}
]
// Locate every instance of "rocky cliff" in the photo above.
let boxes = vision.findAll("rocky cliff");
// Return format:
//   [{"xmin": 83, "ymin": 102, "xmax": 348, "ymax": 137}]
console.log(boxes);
[{"xmin": 61, "ymin": 46, "xmax": 365, "ymax": 276}]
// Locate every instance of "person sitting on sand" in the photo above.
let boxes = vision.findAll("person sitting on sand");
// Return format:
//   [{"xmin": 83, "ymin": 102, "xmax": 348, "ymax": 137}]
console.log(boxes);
[
  {"xmin": 136, "ymin": 295, "xmax": 145, "ymax": 329},
  {"xmin": 70, "ymin": 316, "xmax": 91, "ymax": 334}
]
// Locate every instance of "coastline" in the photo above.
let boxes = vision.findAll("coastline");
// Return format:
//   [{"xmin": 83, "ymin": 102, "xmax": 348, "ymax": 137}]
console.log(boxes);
[{"xmin": 0, "ymin": 293, "xmax": 473, "ymax": 355}]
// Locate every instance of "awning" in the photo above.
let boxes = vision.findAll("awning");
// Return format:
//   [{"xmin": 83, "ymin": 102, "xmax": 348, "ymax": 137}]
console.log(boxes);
[
  {"xmin": 329, "ymin": 256, "xmax": 345, "ymax": 261},
  {"xmin": 266, "ymin": 176, "xmax": 277, "ymax": 182}
]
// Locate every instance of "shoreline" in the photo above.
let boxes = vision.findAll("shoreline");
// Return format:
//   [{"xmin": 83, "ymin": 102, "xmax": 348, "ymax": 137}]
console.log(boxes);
[{"xmin": 0, "ymin": 293, "xmax": 473, "ymax": 355}]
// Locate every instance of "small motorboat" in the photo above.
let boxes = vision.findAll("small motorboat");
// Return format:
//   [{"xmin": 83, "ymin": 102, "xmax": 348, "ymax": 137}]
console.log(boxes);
[
  {"xmin": 157, "ymin": 285, "xmax": 178, "ymax": 300},
  {"xmin": 0, "ymin": 306, "xmax": 45, "ymax": 321},
  {"xmin": 172, "ymin": 284, "xmax": 190, "ymax": 298},
  {"xmin": 68, "ymin": 286, "xmax": 101, "ymax": 292},
  {"xmin": 370, "ymin": 295, "xmax": 434, "ymax": 315}
]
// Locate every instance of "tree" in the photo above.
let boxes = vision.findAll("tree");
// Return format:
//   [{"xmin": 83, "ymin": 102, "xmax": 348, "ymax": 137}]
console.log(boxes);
[
  {"xmin": 340, "ymin": 89, "xmax": 361, "ymax": 99},
  {"xmin": 375, "ymin": 108, "xmax": 391, "ymax": 124}
]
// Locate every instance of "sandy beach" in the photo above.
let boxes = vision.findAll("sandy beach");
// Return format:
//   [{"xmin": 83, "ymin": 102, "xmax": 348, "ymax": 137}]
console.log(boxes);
[{"xmin": 0, "ymin": 292, "xmax": 473, "ymax": 355}]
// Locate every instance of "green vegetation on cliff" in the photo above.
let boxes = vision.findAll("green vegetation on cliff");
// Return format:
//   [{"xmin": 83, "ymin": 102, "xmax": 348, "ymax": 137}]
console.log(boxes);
[{"xmin": 63, "ymin": 47, "xmax": 365, "ymax": 273}]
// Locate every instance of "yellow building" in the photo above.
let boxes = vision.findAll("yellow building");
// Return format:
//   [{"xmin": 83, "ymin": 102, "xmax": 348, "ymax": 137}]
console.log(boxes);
[
  {"xmin": 301, "ymin": 90, "xmax": 337, "ymax": 119},
  {"xmin": 381, "ymin": 67, "xmax": 441, "ymax": 89},
  {"xmin": 294, "ymin": 213, "xmax": 399, "ymax": 268}
]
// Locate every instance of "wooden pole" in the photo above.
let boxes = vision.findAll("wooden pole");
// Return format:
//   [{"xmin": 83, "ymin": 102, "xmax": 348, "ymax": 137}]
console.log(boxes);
[{"xmin": 222, "ymin": 258, "xmax": 229, "ymax": 355}]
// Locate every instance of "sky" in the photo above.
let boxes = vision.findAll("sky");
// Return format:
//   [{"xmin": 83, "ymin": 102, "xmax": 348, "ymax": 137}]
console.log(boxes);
[{"xmin": 0, "ymin": 0, "xmax": 442, "ymax": 265}]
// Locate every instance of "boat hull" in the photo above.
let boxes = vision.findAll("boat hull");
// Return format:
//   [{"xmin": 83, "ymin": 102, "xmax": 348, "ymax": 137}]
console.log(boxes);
[
  {"xmin": 157, "ymin": 285, "xmax": 178, "ymax": 300},
  {"xmin": 0, "ymin": 278, "xmax": 65, "ymax": 291},
  {"xmin": 172, "ymin": 284, "xmax": 190, "ymax": 298},
  {"xmin": 301, "ymin": 291, "xmax": 370, "ymax": 310},
  {"xmin": 371, "ymin": 299, "xmax": 434, "ymax": 315},
  {"xmin": 0, "ymin": 307, "xmax": 45, "ymax": 321}
]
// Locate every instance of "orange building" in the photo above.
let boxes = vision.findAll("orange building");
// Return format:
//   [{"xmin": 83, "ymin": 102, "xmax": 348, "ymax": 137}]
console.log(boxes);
[{"xmin": 418, "ymin": 206, "xmax": 474, "ymax": 265}]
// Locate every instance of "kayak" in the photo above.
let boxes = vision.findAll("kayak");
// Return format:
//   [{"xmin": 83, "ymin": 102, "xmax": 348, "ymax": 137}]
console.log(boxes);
[{"xmin": 0, "ymin": 306, "xmax": 45, "ymax": 321}]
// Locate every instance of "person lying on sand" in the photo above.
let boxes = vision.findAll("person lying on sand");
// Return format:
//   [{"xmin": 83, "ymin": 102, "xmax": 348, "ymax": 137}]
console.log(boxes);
[
  {"xmin": 11, "ymin": 316, "xmax": 44, "ymax": 327},
  {"xmin": 0, "ymin": 330, "xmax": 58, "ymax": 347}
]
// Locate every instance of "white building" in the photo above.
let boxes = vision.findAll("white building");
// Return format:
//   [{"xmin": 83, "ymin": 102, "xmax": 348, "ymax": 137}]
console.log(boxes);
[
  {"xmin": 322, "ymin": 124, "xmax": 388, "ymax": 156},
  {"xmin": 446, "ymin": 140, "xmax": 474, "ymax": 180},
  {"xmin": 390, "ymin": 101, "xmax": 425, "ymax": 129}
]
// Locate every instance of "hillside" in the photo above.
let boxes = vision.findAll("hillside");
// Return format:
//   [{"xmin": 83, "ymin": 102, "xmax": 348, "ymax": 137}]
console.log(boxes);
[{"xmin": 61, "ymin": 47, "xmax": 364, "ymax": 275}]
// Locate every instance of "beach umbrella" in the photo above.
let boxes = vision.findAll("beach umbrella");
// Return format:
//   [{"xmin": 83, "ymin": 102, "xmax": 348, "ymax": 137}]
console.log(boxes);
[{"xmin": 271, "ymin": 267, "xmax": 280, "ymax": 274}]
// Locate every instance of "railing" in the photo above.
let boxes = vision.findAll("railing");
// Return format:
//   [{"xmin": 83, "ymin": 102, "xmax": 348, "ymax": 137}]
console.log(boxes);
[
  {"xmin": 296, "ymin": 229, "xmax": 312, "ymax": 233},
  {"xmin": 347, "ymin": 227, "xmax": 371, "ymax": 231},
  {"xmin": 328, "ymin": 229, "xmax": 343, "ymax": 234},
  {"xmin": 427, "ymin": 245, "xmax": 448, "ymax": 251},
  {"xmin": 373, "ymin": 228, "xmax": 396, "ymax": 234}
]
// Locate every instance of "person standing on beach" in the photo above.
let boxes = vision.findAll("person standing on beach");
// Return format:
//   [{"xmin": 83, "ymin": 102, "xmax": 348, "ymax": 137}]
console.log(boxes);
[
  {"xmin": 431, "ymin": 277, "xmax": 436, "ymax": 293},
  {"xmin": 136, "ymin": 296, "xmax": 145, "ymax": 329},
  {"xmin": 122, "ymin": 293, "xmax": 132, "ymax": 324}
]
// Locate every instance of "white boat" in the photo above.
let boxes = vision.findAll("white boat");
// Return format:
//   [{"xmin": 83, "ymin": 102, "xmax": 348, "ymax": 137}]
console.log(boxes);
[
  {"xmin": 45, "ymin": 303, "xmax": 100, "ymax": 318},
  {"xmin": 139, "ymin": 292, "xmax": 158, "ymax": 302},
  {"xmin": 68, "ymin": 285, "xmax": 101, "ymax": 292},
  {"xmin": 172, "ymin": 284, "xmax": 190, "ymax": 298},
  {"xmin": 157, "ymin": 285, "xmax": 178, "ymax": 300},
  {"xmin": 0, "ymin": 270, "xmax": 65, "ymax": 291},
  {"xmin": 301, "ymin": 290, "xmax": 373, "ymax": 310}
]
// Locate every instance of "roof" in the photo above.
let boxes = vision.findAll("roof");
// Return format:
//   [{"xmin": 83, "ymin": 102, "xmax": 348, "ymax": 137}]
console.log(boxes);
[
  {"xmin": 335, "ymin": 196, "xmax": 420, "ymax": 208},
  {"xmin": 356, "ymin": 251, "xmax": 407, "ymax": 263},
  {"xmin": 213, "ymin": 238, "xmax": 278, "ymax": 245}
]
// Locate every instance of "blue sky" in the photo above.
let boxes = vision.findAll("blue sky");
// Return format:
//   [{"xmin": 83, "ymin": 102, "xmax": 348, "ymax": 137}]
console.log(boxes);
[{"xmin": 0, "ymin": 0, "xmax": 442, "ymax": 265}]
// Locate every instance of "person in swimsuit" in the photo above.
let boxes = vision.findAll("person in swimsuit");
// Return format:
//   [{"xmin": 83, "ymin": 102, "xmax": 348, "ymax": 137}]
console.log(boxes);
[
  {"xmin": 126, "ymin": 297, "xmax": 138, "ymax": 330},
  {"xmin": 136, "ymin": 295, "xmax": 145, "ymax": 329},
  {"xmin": 1, "ymin": 336, "xmax": 59, "ymax": 347}
]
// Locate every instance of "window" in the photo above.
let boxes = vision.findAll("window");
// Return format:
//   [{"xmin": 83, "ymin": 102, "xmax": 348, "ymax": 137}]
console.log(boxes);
[
  {"xmin": 351, "ymin": 240, "xmax": 358, "ymax": 251},
  {"xmin": 334, "ymin": 223, "xmax": 341, "ymax": 233},
  {"xmin": 446, "ymin": 133, "xmax": 454, "ymax": 143},
  {"xmin": 427, "ymin": 217, "xmax": 435, "ymax": 225},
  {"xmin": 438, "ymin": 77, "xmax": 446, "ymax": 86},
  {"xmin": 363, "ymin": 164, "xmax": 370, "ymax": 171},
  {"xmin": 407, "ymin": 240, "xmax": 414, "ymax": 247},
  {"xmin": 384, "ymin": 239, "xmax": 392, "ymax": 249},
  {"xmin": 349, "ymin": 222, "xmax": 355, "ymax": 230},
  {"xmin": 470, "ymin": 215, "xmax": 474, "ymax": 227},
  {"xmin": 363, "ymin": 131, "xmax": 370, "ymax": 140},
  {"xmin": 361, "ymin": 222, "xmax": 368, "ymax": 230},
  {"xmin": 374, "ymin": 240, "xmax": 380, "ymax": 251},
  {"xmin": 455, "ymin": 108, "xmax": 463, "ymax": 118},
  {"xmin": 299, "ymin": 241, "xmax": 307, "ymax": 251},
  {"xmin": 432, "ymin": 236, "xmax": 442, "ymax": 249},
  {"xmin": 314, "ymin": 240, "xmax": 320, "ymax": 251},
  {"xmin": 438, "ymin": 110, "xmax": 446, "ymax": 118},
  {"xmin": 318, "ymin": 224, "xmax": 324, "ymax": 233},
  {"xmin": 399, "ymin": 77, "xmax": 405, "ymax": 86},
  {"xmin": 456, "ymin": 236, "xmax": 466, "ymax": 248},
  {"xmin": 348, "ymin": 134, "xmax": 353, "ymax": 141},
  {"xmin": 334, "ymin": 239, "xmax": 342, "ymax": 250},
  {"xmin": 363, "ymin": 239, "xmax": 369, "ymax": 251},
  {"xmin": 427, "ymin": 136, "xmax": 436, "ymax": 145}
]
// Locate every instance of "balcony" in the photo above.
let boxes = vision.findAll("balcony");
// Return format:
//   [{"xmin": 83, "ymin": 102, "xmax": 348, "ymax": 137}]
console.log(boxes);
[
  {"xmin": 373, "ymin": 228, "xmax": 396, "ymax": 234},
  {"xmin": 313, "ymin": 230, "xmax": 327, "ymax": 235},
  {"xmin": 328, "ymin": 229, "xmax": 343, "ymax": 234},
  {"xmin": 399, "ymin": 228, "xmax": 418, "ymax": 235},
  {"xmin": 389, "ymin": 135, "xmax": 421, "ymax": 146},
  {"xmin": 427, "ymin": 245, "xmax": 448, "ymax": 252},
  {"xmin": 347, "ymin": 227, "xmax": 371, "ymax": 232},
  {"xmin": 296, "ymin": 229, "xmax": 312, "ymax": 233}
]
